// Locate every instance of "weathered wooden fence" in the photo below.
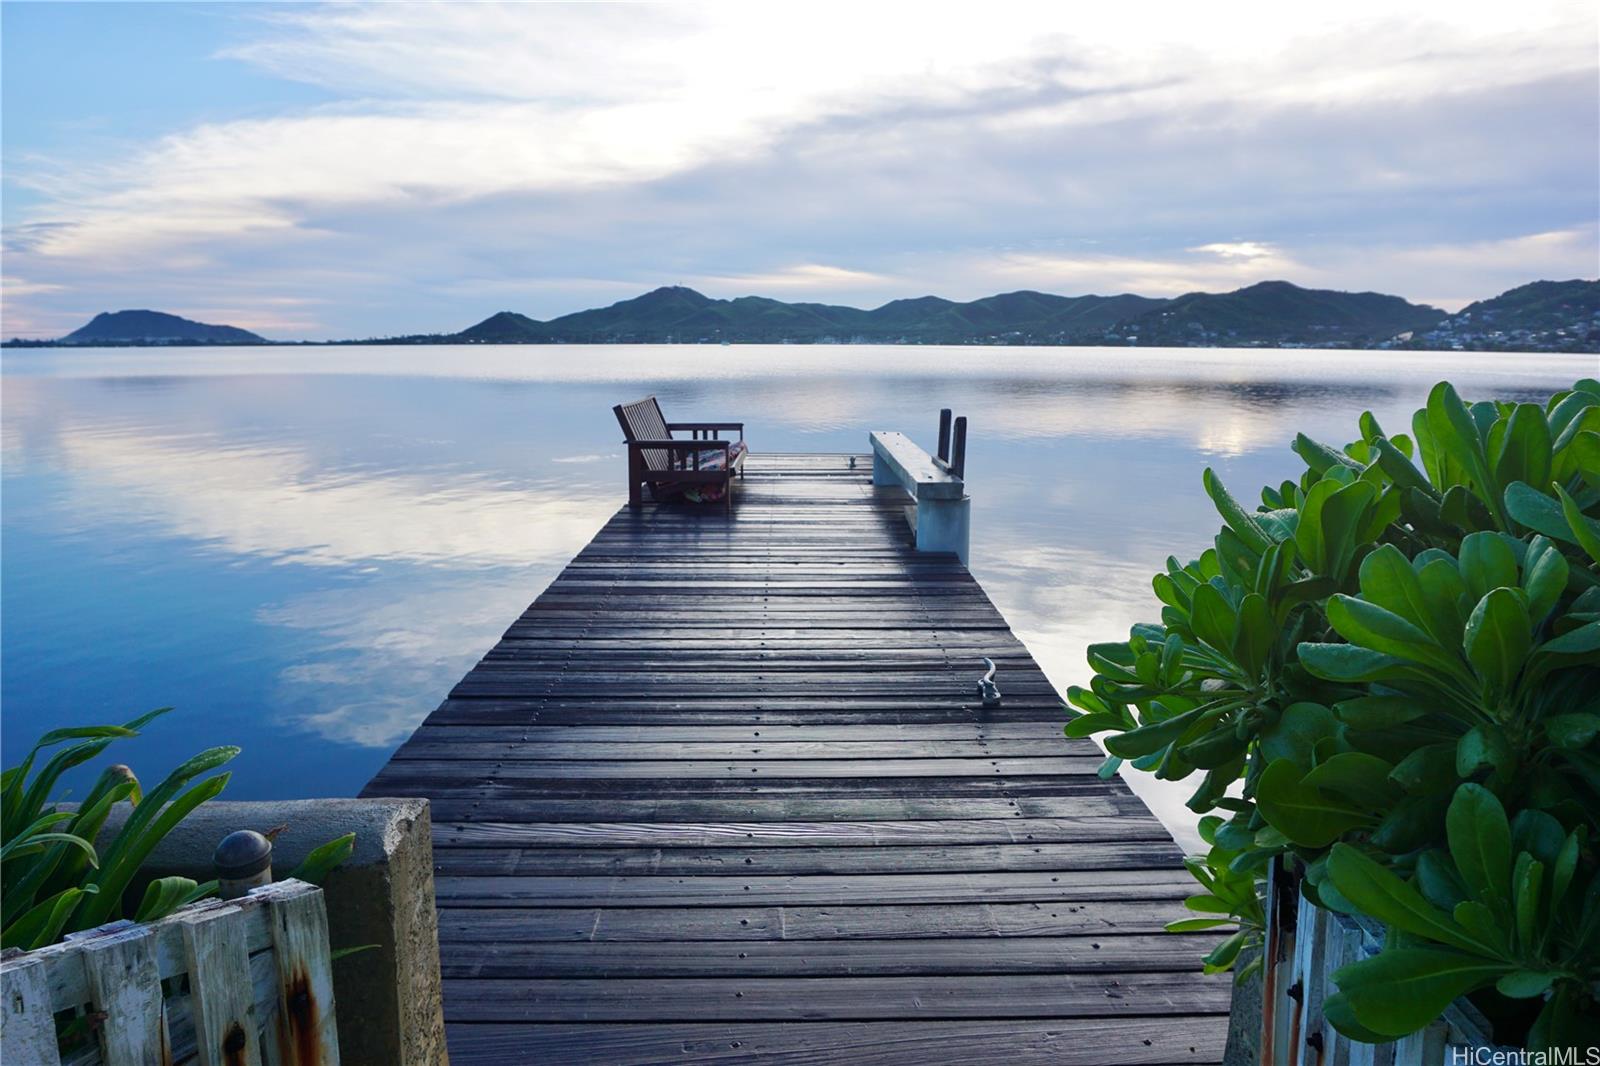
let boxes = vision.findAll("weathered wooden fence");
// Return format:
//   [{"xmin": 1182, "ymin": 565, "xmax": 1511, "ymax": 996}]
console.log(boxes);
[
  {"xmin": 1261, "ymin": 866, "xmax": 1497, "ymax": 1066},
  {"xmin": 1, "ymin": 879, "xmax": 339, "ymax": 1066}
]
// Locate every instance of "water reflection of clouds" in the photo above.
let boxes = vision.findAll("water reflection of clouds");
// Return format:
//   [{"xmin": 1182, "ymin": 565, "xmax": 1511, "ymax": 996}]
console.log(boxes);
[
  {"xmin": 28, "ymin": 418, "xmax": 616, "ymax": 750},
  {"xmin": 975, "ymin": 536, "xmax": 1206, "ymax": 850},
  {"xmin": 51, "ymin": 422, "xmax": 614, "ymax": 568},
  {"xmin": 259, "ymin": 575, "xmax": 555, "ymax": 747}
]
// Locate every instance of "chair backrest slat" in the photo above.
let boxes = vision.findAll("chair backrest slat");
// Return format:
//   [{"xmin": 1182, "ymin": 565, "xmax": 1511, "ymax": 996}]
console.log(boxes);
[{"xmin": 614, "ymin": 396, "xmax": 672, "ymax": 471}]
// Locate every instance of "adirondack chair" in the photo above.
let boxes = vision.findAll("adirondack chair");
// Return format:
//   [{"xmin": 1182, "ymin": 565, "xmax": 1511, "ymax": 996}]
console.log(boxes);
[{"xmin": 613, "ymin": 396, "xmax": 747, "ymax": 512}]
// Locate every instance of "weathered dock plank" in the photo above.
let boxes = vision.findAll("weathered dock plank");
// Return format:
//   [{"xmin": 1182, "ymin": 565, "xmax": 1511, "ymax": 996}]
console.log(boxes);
[{"xmin": 363, "ymin": 452, "xmax": 1230, "ymax": 1063}]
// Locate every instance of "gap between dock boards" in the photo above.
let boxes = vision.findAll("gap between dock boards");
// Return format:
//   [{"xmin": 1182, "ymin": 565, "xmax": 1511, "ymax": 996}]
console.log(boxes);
[{"xmin": 364, "ymin": 451, "xmax": 1231, "ymax": 1065}]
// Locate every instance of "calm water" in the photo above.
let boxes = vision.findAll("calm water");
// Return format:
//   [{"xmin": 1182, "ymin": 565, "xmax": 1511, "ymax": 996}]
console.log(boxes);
[{"xmin": 3, "ymin": 345, "xmax": 1589, "ymax": 846}]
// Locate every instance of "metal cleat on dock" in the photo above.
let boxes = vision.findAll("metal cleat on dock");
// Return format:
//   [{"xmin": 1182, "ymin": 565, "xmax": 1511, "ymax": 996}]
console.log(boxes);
[{"xmin": 977, "ymin": 656, "xmax": 1002, "ymax": 706}]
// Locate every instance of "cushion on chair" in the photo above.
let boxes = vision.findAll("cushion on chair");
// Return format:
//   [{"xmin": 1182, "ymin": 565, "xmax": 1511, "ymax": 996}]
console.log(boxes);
[{"xmin": 657, "ymin": 440, "xmax": 748, "ymax": 503}]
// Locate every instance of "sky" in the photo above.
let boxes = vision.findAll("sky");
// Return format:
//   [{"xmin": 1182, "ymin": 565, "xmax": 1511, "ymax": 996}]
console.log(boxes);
[{"xmin": 2, "ymin": 1, "xmax": 1597, "ymax": 340}]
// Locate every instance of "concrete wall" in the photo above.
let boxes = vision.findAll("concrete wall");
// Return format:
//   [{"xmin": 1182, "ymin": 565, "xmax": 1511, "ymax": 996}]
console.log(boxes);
[{"xmin": 99, "ymin": 797, "xmax": 447, "ymax": 1066}]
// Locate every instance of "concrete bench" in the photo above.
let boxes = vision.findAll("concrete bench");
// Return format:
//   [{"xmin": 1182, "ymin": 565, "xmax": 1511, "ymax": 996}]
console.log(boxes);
[{"xmin": 870, "ymin": 428, "xmax": 971, "ymax": 563}]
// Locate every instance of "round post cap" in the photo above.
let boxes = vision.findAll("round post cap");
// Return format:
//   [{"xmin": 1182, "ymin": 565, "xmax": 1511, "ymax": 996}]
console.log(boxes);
[{"xmin": 213, "ymin": 829, "xmax": 273, "ymax": 879}]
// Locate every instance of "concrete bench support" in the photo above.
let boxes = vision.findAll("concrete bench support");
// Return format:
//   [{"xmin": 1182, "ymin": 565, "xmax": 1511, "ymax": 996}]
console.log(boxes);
[
  {"xmin": 99, "ymin": 798, "xmax": 447, "ymax": 1066},
  {"xmin": 870, "ymin": 429, "xmax": 971, "ymax": 564}
]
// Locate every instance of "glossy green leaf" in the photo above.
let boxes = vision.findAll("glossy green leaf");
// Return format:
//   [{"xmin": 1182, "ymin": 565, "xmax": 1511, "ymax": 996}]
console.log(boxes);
[
  {"xmin": 1544, "ymin": 713, "xmax": 1600, "ymax": 750},
  {"xmin": 1456, "ymin": 724, "xmax": 1513, "ymax": 780},
  {"xmin": 1415, "ymin": 849, "xmax": 1468, "ymax": 911},
  {"xmin": 1326, "ymin": 595, "xmax": 1464, "ymax": 678},
  {"xmin": 1256, "ymin": 759, "xmax": 1371, "ymax": 847},
  {"xmin": 1505, "ymin": 481, "xmax": 1582, "ymax": 544},
  {"xmin": 1389, "ymin": 742, "xmax": 1458, "ymax": 794},
  {"xmin": 1103, "ymin": 705, "xmax": 1211, "ymax": 759},
  {"xmin": 1293, "ymin": 433, "xmax": 1364, "ymax": 476},
  {"xmin": 1188, "ymin": 582, "xmax": 1236, "ymax": 654},
  {"xmin": 1332, "ymin": 695, "xmax": 1424, "ymax": 730},
  {"xmin": 1369, "ymin": 794, "xmax": 1448, "ymax": 853},
  {"xmin": 1569, "ymin": 430, "xmax": 1600, "ymax": 491},
  {"xmin": 1202, "ymin": 468, "xmax": 1272, "ymax": 555},
  {"xmin": 1510, "ymin": 810, "xmax": 1565, "ymax": 864},
  {"xmin": 1491, "ymin": 403, "xmax": 1553, "ymax": 496},
  {"xmin": 1451, "ymin": 899, "xmax": 1505, "ymax": 955},
  {"xmin": 1331, "ymin": 948, "xmax": 1507, "ymax": 1038},
  {"xmin": 1301, "ymin": 752, "xmax": 1398, "ymax": 805},
  {"xmin": 1231, "ymin": 593, "xmax": 1273, "ymax": 678},
  {"xmin": 1521, "ymin": 536, "xmax": 1570, "ymax": 624},
  {"xmin": 133, "ymin": 876, "xmax": 201, "ymax": 923},
  {"xmin": 1458, "ymin": 531, "xmax": 1518, "ymax": 603},
  {"xmin": 1372, "ymin": 436, "xmax": 1435, "ymax": 497},
  {"xmin": 288, "ymin": 831, "xmax": 355, "ymax": 885},
  {"xmin": 1446, "ymin": 784, "xmax": 1511, "ymax": 913},
  {"xmin": 1322, "ymin": 991, "xmax": 1396, "ymax": 1044},
  {"xmin": 1166, "ymin": 916, "xmax": 1234, "ymax": 932},
  {"xmin": 1524, "ymin": 623, "xmax": 1600, "ymax": 685},
  {"xmin": 1554, "ymin": 483, "xmax": 1600, "ymax": 565},
  {"xmin": 1548, "ymin": 831, "xmax": 1579, "ymax": 911},
  {"xmin": 1496, "ymin": 971, "xmax": 1559, "ymax": 999},
  {"xmin": 1325, "ymin": 844, "xmax": 1494, "ymax": 954},
  {"xmin": 1463, "ymin": 588, "xmax": 1532, "ymax": 696},
  {"xmin": 1426, "ymin": 382, "xmax": 1502, "ymax": 526},
  {"xmin": 1358, "ymin": 544, "xmax": 1453, "ymax": 645},
  {"xmin": 1259, "ymin": 702, "xmax": 1336, "ymax": 766},
  {"xmin": 1513, "ymin": 854, "xmax": 1544, "ymax": 951},
  {"xmin": 1, "ymin": 887, "xmax": 94, "ymax": 952},
  {"xmin": 1297, "ymin": 642, "xmax": 1424, "ymax": 684}
]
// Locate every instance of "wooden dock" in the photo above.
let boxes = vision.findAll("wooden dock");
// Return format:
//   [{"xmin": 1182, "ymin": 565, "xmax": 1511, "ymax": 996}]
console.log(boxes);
[{"xmin": 364, "ymin": 452, "xmax": 1231, "ymax": 1064}]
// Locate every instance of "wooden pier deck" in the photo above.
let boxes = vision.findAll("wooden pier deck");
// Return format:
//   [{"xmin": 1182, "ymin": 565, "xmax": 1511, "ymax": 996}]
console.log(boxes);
[{"xmin": 364, "ymin": 452, "xmax": 1231, "ymax": 1064}]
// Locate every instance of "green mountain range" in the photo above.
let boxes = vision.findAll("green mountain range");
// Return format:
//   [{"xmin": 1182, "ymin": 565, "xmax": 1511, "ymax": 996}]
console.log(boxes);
[
  {"xmin": 15, "ymin": 278, "xmax": 1597, "ymax": 351},
  {"xmin": 450, "ymin": 280, "xmax": 1454, "ymax": 347}
]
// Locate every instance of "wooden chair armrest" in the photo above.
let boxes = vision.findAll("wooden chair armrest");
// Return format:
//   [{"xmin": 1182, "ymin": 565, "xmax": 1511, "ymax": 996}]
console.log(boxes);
[
  {"xmin": 667, "ymin": 421, "xmax": 745, "ymax": 441},
  {"xmin": 626, "ymin": 439, "xmax": 728, "ymax": 450}
]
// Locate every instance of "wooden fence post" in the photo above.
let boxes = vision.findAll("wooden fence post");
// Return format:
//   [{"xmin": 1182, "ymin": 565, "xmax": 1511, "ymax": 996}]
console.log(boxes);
[
  {"xmin": 260, "ymin": 881, "xmax": 340, "ymax": 1065},
  {"xmin": 82, "ymin": 925, "xmax": 169, "ymax": 1065},
  {"xmin": 181, "ymin": 905, "xmax": 262, "ymax": 1066},
  {"xmin": 1, "ymin": 952, "xmax": 63, "ymax": 1066}
]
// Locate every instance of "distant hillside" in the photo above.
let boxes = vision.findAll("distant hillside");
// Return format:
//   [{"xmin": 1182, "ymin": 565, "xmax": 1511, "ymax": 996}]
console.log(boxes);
[
  {"xmin": 450, "ymin": 281, "xmax": 1445, "ymax": 347},
  {"xmin": 62, "ymin": 310, "xmax": 264, "ymax": 345},
  {"xmin": 1400, "ymin": 280, "xmax": 1599, "ymax": 353},
  {"xmin": 1114, "ymin": 281, "xmax": 1446, "ymax": 346},
  {"xmin": 1453, "ymin": 280, "xmax": 1600, "ymax": 331},
  {"xmin": 455, "ymin": 310, "xmax": 548, "ymax": 343}
]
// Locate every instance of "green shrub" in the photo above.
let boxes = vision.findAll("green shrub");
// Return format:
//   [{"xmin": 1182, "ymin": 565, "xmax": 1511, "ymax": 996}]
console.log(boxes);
[
  {"xmin": 1065, "ymin": 379, "xmax": 1600, "ymax": 1050},
  {"xmin": 1, "ymin": 709, "xmax": 355, "ymax": 951}
]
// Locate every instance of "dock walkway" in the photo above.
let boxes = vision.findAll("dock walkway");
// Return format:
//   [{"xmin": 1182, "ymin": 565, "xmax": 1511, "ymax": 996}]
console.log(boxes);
[{"xmin": 365, "ymin": 452, "xmax": 1231, "ymax": 1064}]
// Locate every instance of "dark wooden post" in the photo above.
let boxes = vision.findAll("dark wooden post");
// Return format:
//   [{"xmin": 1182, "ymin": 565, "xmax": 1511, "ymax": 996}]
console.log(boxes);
[
  {"xmin": 627, "ymin": 448, "xmax": 644, "ymax": 508},
  {"xmin": 937, "ymin": 409, "xmax": 953, "ymax": 463},
  {"xmin": 951, "ymin": 417, "xmax": 967, "ymax": 479}
]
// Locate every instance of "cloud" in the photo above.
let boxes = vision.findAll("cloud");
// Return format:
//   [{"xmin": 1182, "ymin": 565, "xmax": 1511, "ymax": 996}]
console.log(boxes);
[
  {"xmin": 2, "ymin": 0, "xmax": 1595, "ymax": 336},
  {"xmin": 693, "ymin": 264, "xmax": 897, "ymax": 293},
  {"xmin": 1, "ymin": 275, "xmax": 66, "ymax": 297},
  {"xmin": 1190, "ymin": 242, "xmax": 1277, "ymax": 261},
  {"xmin": 965, "ymin": 245, "xmax": 1317, "ymax": 297}
]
